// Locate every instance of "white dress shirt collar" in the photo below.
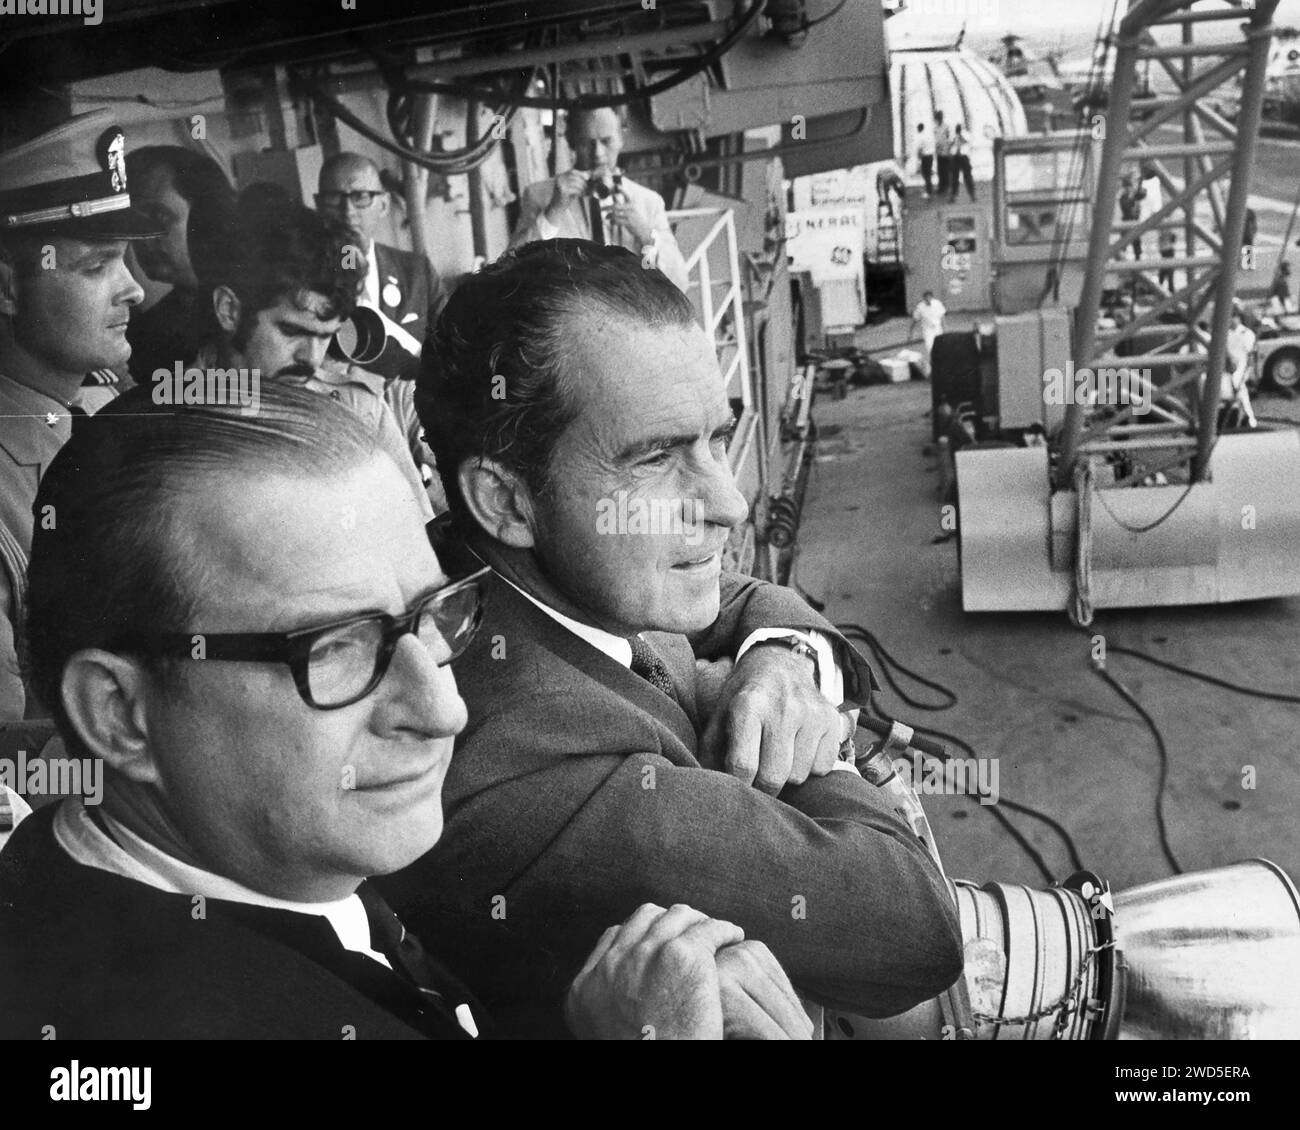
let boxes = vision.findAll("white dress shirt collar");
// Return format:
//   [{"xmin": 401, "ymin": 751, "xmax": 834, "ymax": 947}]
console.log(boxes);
[
  {"xmin": 499, "ymin": 573, "xmax": 633, "ymax": 668},
  {"xmin": 52, "ymin": 797, "xmax": 388, "ymax": 967},
  {"xmin": 362, "ymin": 238, "xmax": 380, "ymax": 310}
]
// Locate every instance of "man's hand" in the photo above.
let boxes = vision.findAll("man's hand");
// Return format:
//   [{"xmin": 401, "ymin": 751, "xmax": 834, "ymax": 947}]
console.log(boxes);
[
  {"xmin": 564, "ymin": 904, "xmax": 741, "ymax": 1040},
  {"xmin": 563, "ymin": 904, "xmax": 813, "ymax": 1040},
  {"xmin": 610, "ymin": 195, "xmax": 654, "ymax": 246},
  {"xmin": 546, "ymin": 170, "xmax": 589, "ymax": 223},
  {"xmin": 699, "ymin": 645, "xmax": 845, "ymax": 795},
  {"xmin": 716, "ymin": 940, "xmax": 815, "ymax": 1040}
]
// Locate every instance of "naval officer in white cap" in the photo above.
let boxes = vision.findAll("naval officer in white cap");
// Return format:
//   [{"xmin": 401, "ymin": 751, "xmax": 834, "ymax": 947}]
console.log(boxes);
[{"xmin": 0, "ymin": 110, "xmax": 162, "ymax": 720}]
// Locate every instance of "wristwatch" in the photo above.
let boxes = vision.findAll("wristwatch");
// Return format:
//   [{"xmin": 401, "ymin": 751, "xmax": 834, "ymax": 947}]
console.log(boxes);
[{"xmin": 745, "ymin": 633, "xmax": 821, "ymax": 690}]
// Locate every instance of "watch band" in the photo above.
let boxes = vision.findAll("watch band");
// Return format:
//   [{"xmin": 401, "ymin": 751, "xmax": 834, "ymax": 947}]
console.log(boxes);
[{"xmin": 746, "ymin": 634, "xmax": 821, "ymax": 690}]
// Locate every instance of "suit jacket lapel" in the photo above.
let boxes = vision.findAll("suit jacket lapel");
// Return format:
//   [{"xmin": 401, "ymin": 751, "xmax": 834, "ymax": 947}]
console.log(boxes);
[
  {"xmin": 213, "ymin": 892, "xmax": 478, "ymax": 1040},
  {"xmin": 373, "ymin": 243, "xmax": 394, "ymax": 289},
  {"xmin": 488, "ymin": 578, "xmax": 699, "ymax": 755}
]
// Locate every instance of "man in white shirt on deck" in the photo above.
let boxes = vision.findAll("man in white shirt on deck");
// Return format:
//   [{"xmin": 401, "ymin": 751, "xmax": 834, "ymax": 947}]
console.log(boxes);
[
  {"xmin": 1222, "ymin": 308, "xmax": 1258, "ymax": 428},
  {"xmin": 911, "ymin": 290, "xmax": 948, "ymax": 376}
]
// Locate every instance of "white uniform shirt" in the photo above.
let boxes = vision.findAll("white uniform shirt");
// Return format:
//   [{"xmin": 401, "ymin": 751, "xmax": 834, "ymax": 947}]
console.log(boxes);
[{"xmin": 914, "ymin": 299, "xmax": 948, "ymax": 335}]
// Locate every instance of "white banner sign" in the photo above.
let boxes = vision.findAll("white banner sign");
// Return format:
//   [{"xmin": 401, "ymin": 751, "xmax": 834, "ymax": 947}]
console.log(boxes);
[{"xmin": 785, "ymin": 208, "xmax": 865, "ymax": 284}]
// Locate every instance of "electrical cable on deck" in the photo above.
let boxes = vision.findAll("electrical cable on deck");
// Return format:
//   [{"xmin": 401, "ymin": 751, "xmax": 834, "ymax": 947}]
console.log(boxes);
[{"xmin": 835, "ymin": 622, "xmax": 1085, "ymax": 881}]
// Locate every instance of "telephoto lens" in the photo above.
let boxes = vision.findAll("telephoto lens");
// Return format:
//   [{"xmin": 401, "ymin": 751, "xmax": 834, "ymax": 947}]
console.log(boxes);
[{"xmin": 328, "ymin": 306, "xmax": 421, "ymax": 383}]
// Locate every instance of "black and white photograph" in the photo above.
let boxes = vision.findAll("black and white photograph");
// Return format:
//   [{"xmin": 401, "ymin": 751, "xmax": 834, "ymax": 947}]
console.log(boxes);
[{"xmin": 0, "ymin": 0, "xmax": 1295, "ymax": 1104}]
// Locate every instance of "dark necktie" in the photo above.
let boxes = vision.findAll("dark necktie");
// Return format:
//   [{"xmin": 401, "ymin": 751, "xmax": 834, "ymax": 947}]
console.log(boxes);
[
  {"xmin": 356, "ymin": 884, "xmax": 482, "ymax": 1038},
  {"xmin": 588, "ymin": 195, "xmax": 607, "ymax": 245},
  {"xmin": 629, "ymin": 635, "xmax": 675, "ymax": 700}
]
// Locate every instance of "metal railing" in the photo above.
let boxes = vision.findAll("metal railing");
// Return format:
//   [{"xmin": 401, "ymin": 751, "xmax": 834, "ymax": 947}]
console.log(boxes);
[{"xmin": 668, "ymin": 206, "xmax": 760, "ymax": 488}]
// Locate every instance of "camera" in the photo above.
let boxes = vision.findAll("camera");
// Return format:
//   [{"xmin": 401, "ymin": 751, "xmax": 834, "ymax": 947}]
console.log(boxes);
[
  {"xmin": 587, "ymin": 172, "xmax": 623, "ymax": 200},
  {"xmin": 328, "ymin": 305, "xmax": 421, "ymax": 384}
]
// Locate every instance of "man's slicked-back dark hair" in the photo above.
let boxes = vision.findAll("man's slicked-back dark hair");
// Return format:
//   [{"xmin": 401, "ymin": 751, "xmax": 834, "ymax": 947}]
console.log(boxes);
[
  {"xmin": 202, "ymin": 187, "xmax": 365, "ymax": 327},
  {"xmin": 26, "ymin": 382, "xmax": 378, "ymax": 746},
  {"xmin": 417, "ymin": 238, "xmax": 696, "ymax": 529},
  {"xmin": 127, "ymin": 145, "xmax": 232, "ymax": 208},
  {"xmin": 126, "ymin": 146, "xmax": 235, "ymax": 273}
]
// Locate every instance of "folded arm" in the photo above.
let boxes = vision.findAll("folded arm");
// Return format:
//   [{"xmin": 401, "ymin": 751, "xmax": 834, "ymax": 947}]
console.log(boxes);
[
  {"xmin": 690, "ymin": 573, "xmax": 875, "ymax": 789},
  {"xmin": 423, "ymin": 737, "xmax": 963, "ymax": 1021}
]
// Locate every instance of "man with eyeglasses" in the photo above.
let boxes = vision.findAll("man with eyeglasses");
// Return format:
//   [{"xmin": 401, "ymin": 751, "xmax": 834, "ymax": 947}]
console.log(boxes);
[
  {"xmin": 316, "ymin": 153, "xmax": 447, "ymax": 345},
  {"xmin": 510, "ymin": 107, "xmax": 689, "ymax": 292},
  {"xmin": 0, "ymin": 383, "xmax": 812, "ymax": 1040},
  {"xmin": 314, "ymin": 157, "xmax": 446, "ymax": 503}
]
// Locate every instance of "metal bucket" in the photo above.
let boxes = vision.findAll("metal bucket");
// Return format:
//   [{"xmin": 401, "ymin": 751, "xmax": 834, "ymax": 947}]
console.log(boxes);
[{"xmin": 826, "ymin": 860, "xmax": 1300, "ymax": 1040}]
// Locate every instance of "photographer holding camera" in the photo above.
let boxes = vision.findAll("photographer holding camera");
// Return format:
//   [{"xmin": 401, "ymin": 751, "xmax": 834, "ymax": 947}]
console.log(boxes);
[{"xmin": 510, "ymin": 107, "xmax": 689, "ymax": 292}]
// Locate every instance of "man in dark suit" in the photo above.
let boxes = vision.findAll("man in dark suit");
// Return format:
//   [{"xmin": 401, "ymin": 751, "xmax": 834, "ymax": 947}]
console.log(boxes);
[
  {"xmin": 316, "ymin": 152, "xmax": 446, "ymax": 344},
  {"xmin": 381, "ymin": 239, "xmax": 964, "ymax": 1037},
  {"xmin": 0, "ymin": 382, "xmax": 812, "ymax": 1041},
  {"xmin": 124, "ymin": 144, "xmax": 235, "ymax": 383},
  {"xmin": 316, "ymin": 153, "xmax": 447, "ymax": 498}
]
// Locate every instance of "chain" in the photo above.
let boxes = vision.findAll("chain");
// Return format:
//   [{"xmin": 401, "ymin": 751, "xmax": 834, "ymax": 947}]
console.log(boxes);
[{"xmin": 971, "ymin": 941, "xmax": 1114, "ymax": 1038}]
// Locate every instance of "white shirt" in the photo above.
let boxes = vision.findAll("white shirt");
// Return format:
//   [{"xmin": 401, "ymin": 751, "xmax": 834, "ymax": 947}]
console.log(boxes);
[
  {"xmin": 52, "ymin": 797, "xmax": 394, "ymax": 967},
  {"xmin": 1226, "ymin": 323, "xmax": 1256, "ymax": 369},
  {"xmin": 501, "ymin": 574, "xmax": 840, "ymax": 694},
  {"xmin": 361, "ymin": 238, "xmax": 381, "ymax": 311},
  {"xmin": 914, "ymin": 299, "xmax": 947, "ymax": 333},
  {"xmin": 1138, "ymin": 177, "xmax": 1163, "ymax": 223},
  {"xmin": 0, "ymin": 783, "xmax": 32, "ymax": 854},
  {"xmin": 52, "ymin": 799, "xmax": 481, "ymax": 1036},
  {"xmin": 505, "ymin": 575, "xmax": 632, "ymax": 668},
  {"xmin": 1223, "ymin": 324, "xmax": 1257, "ymax": 399},
  {"xmin": 532, "ymin": 169, "xmax": 661, "ymax": 267}
]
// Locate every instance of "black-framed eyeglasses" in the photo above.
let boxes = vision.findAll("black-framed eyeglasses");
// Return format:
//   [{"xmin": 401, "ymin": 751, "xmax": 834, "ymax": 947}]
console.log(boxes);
[
  {"xmin": 315, "ymin": 190, "xmax": 384, "ymax": 210},
  {"xmin": 114, "ymin": 567, "xmax": 490, "ymax": 711}
]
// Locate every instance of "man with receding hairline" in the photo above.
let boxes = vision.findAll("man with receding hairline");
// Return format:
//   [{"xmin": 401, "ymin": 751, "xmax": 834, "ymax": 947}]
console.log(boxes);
[
  {"xmin": 510, "ymin": 107, "xmax": 689, "ymax": 291},
  {"xmin": 316, "ymin": 152, "xmax": 447, "ymax": 343},
  {"xmin": 382, "ymin": 239, "xmax": 962, "ymax": 1037},
  {"xmin": 316, "ymin": 152, "xmax": 447, "ymax": 485}
]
